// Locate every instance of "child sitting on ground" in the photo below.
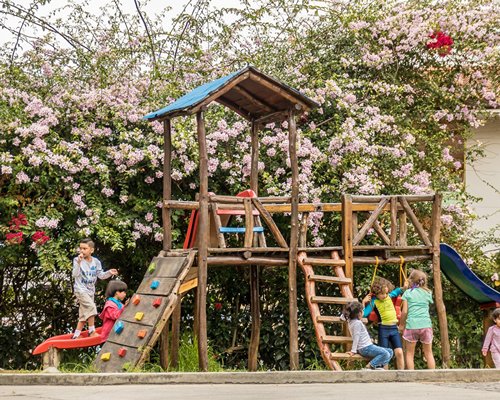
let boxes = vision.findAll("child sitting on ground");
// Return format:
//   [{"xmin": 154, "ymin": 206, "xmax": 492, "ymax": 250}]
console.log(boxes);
[
  {"xmin": 398, "ymin": 269, "xmax": 435, "ymax": 369},
  {"xmin": 99, "ymin": 280, "xmax": 128, "ymax": 341},
  {"xmin": 482, "ymin": 308, "xmax": 500, "ymax": 368},
  {"xmin": 362, "ymin": 277, "xmax": 407, "ymax": 370},
  {"xmin": 72, "ymin": 238, "xmax": 118, "ymax": 339},
  {"xmin": 341, "ymin": 300, "xmax": 393, "ymax": 370}
]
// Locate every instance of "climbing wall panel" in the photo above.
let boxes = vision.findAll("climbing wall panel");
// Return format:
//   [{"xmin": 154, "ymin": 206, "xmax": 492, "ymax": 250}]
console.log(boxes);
[{"xmin": 94, "ymin": 252, "xmax": 195, "ymax": 372}]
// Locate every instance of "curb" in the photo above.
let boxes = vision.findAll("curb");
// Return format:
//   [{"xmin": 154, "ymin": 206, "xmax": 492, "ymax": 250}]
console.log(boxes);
[{"xmin": 1, "ymin": 369, "xmax": 499, "ymax": 385}]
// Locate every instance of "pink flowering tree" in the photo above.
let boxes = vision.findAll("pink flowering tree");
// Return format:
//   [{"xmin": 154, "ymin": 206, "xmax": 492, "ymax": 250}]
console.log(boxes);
[{"xmin": 0, "ymin": 0, "xmax": 498, "ymax": 369}]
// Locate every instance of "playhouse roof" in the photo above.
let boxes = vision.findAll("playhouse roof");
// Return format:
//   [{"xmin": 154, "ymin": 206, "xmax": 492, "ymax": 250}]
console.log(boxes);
[{"xmin": 143, "ymin": 65, "xmax": 319, "ymax": 124}]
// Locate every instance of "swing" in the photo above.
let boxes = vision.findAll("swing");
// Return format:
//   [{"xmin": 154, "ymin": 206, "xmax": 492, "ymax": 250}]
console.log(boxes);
[{"xmin": 367, "ymin": 256, "xmax": 407, "ymax": 323}]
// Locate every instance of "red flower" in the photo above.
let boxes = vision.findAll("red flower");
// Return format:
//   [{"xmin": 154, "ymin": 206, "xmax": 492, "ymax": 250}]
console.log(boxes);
[
  {"xmin": 32, "ymin": 231, "xmax": 50, "ymax": 245},
  {"xmin": 6, "ymin": 232, "xmax": 24, "ymax": 245},
  {"xmin": 214, "ymin": 302, "xmax": 222, "ymax": 311},
  {"xmin": 9, "ymin": 213, "xmax": 28, "ymax": 231},
  {"xmin": 427, "ymin": 31, "xmax": 454, "ymax": 57}
]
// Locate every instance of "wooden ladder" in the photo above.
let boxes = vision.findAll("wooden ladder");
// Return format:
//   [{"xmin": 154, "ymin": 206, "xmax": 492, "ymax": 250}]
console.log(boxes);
[{"xmin": 298, "ymin": 250, "xmax": 365, "ymax": 371}]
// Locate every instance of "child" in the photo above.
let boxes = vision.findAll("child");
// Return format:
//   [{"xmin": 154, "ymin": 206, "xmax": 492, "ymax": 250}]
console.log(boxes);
[
  {"xmin": 341, "ymin": 300, "xmax": 393, "ymax": 370},
  {"xmin": 362, "ymin": 277, "xmax": 407, "ymax": 370},
  {"xmin": 72, "ymin": 238, "xmax": 118, "ymax": 339},
  {"xmin": 99, "ymin": 280, "xmax": 128, "ymax": 341},
  {"xmin": 398, "ymin": 269, "xmax": 435, "ymax": 369},
  {"xmin": 482, "ymin": 308, "xmax": 500, "ymax": 368}
]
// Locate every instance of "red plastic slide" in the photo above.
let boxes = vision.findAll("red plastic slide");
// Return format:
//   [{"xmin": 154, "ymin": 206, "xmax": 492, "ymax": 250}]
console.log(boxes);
[{"xmin": 32, "ymin": 327, "xmax": 105, "ymax": 355}]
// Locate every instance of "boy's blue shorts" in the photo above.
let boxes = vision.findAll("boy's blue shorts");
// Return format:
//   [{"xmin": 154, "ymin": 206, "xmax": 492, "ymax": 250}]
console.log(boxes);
[{"xmin": 378, "ymin": 324, "xmax": 402, "ymax": 349}]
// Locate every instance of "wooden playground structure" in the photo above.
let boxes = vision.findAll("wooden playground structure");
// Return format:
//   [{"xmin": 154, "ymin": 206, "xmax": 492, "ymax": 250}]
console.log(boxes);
[{"xmin": 93, "ymin": 66, "xmax": 451, "ymax": 372}]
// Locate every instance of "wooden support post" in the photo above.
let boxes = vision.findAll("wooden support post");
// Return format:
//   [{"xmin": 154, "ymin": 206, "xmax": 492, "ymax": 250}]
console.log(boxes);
[
  {"xmin": 352, "ymin": 212, "xmax": 359, "ymax": 239},
  {"xmin": 430, "ymin": 193, "xmax": 450, "ymax": 367},
  {"xmin": 163, "ymin": 119, "xmax": 172, "ymax": 251},
  {"xmin": 196, "ymin": 111, "xmax": 209, "ymax": 371},
  {"xmin": 342, "ymin": 194, "xmax": 354, "ymax": 294},
  {"xmin": 42, "ymin": 347, "xmax": 60, "ymax": 370},
  {"xmin": 390, "ymin": 197, "xmax": 397, "ymax": 246},
  {"xmin": 299, "ymin": 212, "xmax": 309, "ymax": 247},
  {"xmin": 170, "ymin": 297, "xmax": 182, "ymax": 369},
  {"xmin": 398, "ymin": 211, "xmax": 407, "ymax": 246},
  {"xmin": 159, "ymin": 318, "xmax": 170, "ymax": 370},
  {"xmin": 248, "ymin": 120, "xmax": 261, "ymax": 371},
  {"xmin": 244, "ymin": 198, "xmax": 254, "ymax": 248},
  {"xmin": 288, "ymin": 109, "xmax": 299, "ymax": 370}
]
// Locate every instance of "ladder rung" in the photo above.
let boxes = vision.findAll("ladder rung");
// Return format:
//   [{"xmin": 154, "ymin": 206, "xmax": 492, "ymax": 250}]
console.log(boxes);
[
  {"xmin": 317, "ymin": 316, "xmax": 368, "ymax": 324},
  {"xmin": 303, "ymin": 257, "xmax": 346, "ymax": 266},
  {"xmin": 322, "ymin": 335, "xmax": 353, "ymax": 344},
  {"xmin": 311, "ymin": 296, "xmax": 355, "ymax": 305},
  {"xmin": 308, "ymin": 275, "xmax": 352, "ymax": 284},
  {"xmin": 330, "ymin": 352, "xmax": 365, "ymax": 360}
]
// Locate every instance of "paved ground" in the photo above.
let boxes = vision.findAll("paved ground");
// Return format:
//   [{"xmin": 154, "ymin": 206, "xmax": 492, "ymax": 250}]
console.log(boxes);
[{"xmin": 1, "ymin": 382, "xmax": 500, "ymax": 400}]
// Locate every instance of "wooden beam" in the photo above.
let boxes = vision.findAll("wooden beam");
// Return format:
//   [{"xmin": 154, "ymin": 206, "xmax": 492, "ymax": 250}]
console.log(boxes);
[
  {"xmin": 211, "ymin": 203, "xmax": 226, "ymax": 248},
  {"xmin": 251, "ymin": 198, "xmax": 288, "ymax": 248},
  {"xmin": 191, "ymin": 72, "xmax": 251, "ymax": 114},
  {"xmin": 196, "ymin": 111, "xmax": 209, "ymax": 371},
  {"xmin": 250, "ymin": 121, "xmax": 259, "ymax": 194},
  {"xmin": 351, "ymin": 194, "xmax": 434, "ymax": 203},
  {"xmin": 373, "ymin": 220, "xmax": 391, "ymax": 245},
  {"xmin": 159, "ymin": 317, "xmax": 170, "ymax": 370},
  {"xmin": 398, "ymin": 211, "xmax": 407, "ymax": 246},
  {"xmin": 233, "ymin": 85, "xmax": 276, "ymax": 113},
  {"xmin": 216, "ymin": 96, "xmax": 253, "ymax": 120},
  {"xmin": 288, "ymin": 108, "xmax": 299, "ymax": 371},
  {"xmin": 342, "ymin": 194, "xmax": 354, "ymax": 294},
  {"xmin": 249, "ymin": 121, "xmax": 259, "ymax": 351},
  {"xmin": 163, "ymin": 119, "xmax": 172, "ymax": 251},
  {"xmin": 253, "ymin": 110, "xmax": 289, "ymax": 125},
  {"xmin": 352, "ymin": 198, "xmax": 389, "ymax": 245},
  {"xmin": 399, "ymin": 197, "xmax": 432, "ymax": 246},
  {"xmin": 170, "ymin": 298, "xmax": 182, "ymax": 369},
  {"xmin": 249, "ymin": 73, "xmax": 311, "ymax": 110},
  {"xmin": 298, "ymin": 212, "xmax": 309, "ymax": 247},
  {"xmin": 207, "ymin": 256, "xmax": 289, "ymax": 266},
  {"xmin": 430, "ymin": 193, "xmax": 450, "ymax": 367},
  {"xmin": 244, "ymin": 198, "xmax": 254, "ymax": 248},
  {"xmin": 390, "ymin": 197, "xmax": 398, "ymax": 246}
]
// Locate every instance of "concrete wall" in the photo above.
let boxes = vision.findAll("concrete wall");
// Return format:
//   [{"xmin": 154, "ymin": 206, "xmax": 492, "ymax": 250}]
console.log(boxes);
[{"xmin": 466, "ymin": 114, "xmax": 500, "ymax": 251}]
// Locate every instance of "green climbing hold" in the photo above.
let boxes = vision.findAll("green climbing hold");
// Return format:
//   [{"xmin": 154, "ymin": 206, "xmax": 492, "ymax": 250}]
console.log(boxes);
[{"xmin": 148, "ymin": 262, "xmax": 156, "ymax": 273}]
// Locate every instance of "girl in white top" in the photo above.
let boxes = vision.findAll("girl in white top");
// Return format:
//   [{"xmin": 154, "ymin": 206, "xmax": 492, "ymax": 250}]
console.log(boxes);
[{"xmin": 342, "ymin": 301, "xmax": 393, "ymax": 370}]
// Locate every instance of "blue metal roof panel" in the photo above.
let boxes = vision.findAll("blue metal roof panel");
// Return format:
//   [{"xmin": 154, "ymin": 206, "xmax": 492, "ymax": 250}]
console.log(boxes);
[{"xmin": 143, "ymin": 69, "xmax": 242, "ymax": 120}]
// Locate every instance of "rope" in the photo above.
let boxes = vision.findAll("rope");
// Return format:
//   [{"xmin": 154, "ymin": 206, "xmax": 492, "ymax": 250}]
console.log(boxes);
[
  {"xmin": 370, "ymin": 256, "xmax": 380, "ymax": 287},
  {"xmin": 399, "ymin": 255, "xmax": 407, "ymax": 286}
]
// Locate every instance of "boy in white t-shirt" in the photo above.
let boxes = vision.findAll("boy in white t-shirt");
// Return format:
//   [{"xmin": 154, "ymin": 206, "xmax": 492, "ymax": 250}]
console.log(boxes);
[{"xmin": 72, "ymin": 238, "xmax": 117, "ymax": 339}]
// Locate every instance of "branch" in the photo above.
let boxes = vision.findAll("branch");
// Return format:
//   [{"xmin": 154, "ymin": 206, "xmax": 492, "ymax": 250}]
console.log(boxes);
[
  {"xmin": 134, "ymin": 0, "xmax": 157, "ymax": 72},
  {"xmin": 0, "ymin": 2, "xmax": 92, "ymax": 52}
]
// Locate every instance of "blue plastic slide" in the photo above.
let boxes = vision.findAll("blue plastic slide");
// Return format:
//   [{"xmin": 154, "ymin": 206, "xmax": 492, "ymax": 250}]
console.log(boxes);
[{"xmin": 440, "ymin": 243, "xmax": 500, "ymax": 304}]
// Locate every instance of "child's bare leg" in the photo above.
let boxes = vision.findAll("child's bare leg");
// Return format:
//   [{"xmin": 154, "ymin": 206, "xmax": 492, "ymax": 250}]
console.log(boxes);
[
  {"xmin": 76, "ymin": 321, "xmax": 85, "ymax": 331},
  {"xmin": 394, "ymin": 348, "xmax": 405, "ymax": 370},
  {"xmin": 422, "ymin": 342, "xmax": 435, "ymax": 369},
  {"xmin": 405, "ymin": 341, "xmax": 416, "ymax": 370}
]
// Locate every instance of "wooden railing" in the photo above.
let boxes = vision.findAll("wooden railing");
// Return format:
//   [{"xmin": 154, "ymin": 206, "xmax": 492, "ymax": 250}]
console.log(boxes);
[{"xmin": 163, "ymin": 194, "xmax": 440, "ymax": 255}]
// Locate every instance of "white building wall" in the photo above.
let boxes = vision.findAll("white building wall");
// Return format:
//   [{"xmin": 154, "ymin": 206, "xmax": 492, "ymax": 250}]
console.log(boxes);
[{"xmin": 466, "ymin": 115, "xmax": 500, "ymax": 250}]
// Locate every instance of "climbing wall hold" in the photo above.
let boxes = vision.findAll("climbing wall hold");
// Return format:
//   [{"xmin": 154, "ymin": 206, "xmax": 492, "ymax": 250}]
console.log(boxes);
[
  {"xmin": 114, "ymin": 321, "xmax": 124, "ymax": 334},
  {"xmin": 135, "ymin": 312, "xmax": 144, "ymax": 321},
  {"xmin": 152, "ymin": 298, "xmax": 162, "ymax": 308},
  {"xmin": 150, "ymin": 280, "xmax": 160, "ymax": 289}
]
